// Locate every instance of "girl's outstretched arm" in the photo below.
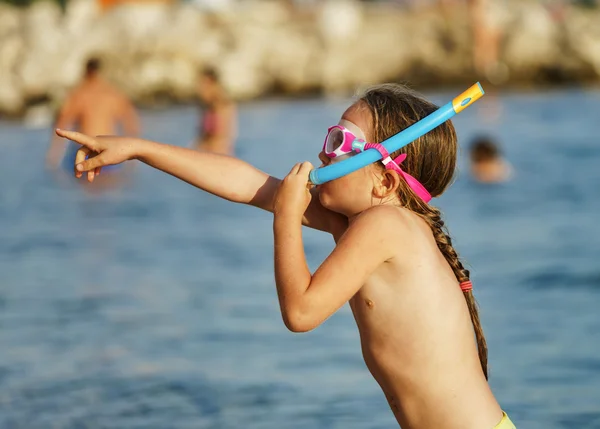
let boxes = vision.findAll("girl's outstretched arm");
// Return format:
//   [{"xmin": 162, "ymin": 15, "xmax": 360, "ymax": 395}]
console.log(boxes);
[
  {"xmin": 273, "ymin": 162, "xmax": 399, "ymax": 332},
  {"xmin": 54, "ymin": 130, "xmax": 345, "ymax": 234}
]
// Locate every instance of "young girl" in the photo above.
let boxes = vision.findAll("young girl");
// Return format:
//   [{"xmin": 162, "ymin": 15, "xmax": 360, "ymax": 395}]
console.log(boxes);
[{"xmin": 55, "ymin": 83, "xmax": 515, "ymax": 429}]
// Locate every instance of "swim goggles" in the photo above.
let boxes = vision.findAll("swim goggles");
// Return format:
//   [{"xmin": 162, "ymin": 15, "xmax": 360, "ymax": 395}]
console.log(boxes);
[{"xmin": 323, "ymin": 125, "xmax": 432, "ymax": 203}]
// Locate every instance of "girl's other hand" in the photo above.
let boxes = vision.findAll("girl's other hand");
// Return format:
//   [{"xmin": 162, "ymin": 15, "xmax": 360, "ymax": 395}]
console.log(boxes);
[{"xmin": 274, "ymin": 161, "xmax": 313, "ymax": 220}]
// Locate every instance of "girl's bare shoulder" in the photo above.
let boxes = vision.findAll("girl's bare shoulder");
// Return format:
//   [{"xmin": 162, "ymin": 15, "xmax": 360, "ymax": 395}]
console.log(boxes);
[
  {"xmin": 351, "ymin": 205, "xmax": 432, "ymax": 256},
  {"xmin": 353, "ymin": 205, "xmax": 420, "ymax": 234}
]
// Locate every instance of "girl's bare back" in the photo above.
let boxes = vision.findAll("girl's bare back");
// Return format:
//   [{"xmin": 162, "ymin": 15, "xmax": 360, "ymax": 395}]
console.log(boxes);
[{"xmin": 72, "ymin": 79, "xmax": 137, "ymax": 136}]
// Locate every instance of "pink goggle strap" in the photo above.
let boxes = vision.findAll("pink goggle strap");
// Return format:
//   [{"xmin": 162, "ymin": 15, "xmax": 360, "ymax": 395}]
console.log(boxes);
[{"xmin": 363, "ymin": 143, "xmax": 432, "ymax": 203}]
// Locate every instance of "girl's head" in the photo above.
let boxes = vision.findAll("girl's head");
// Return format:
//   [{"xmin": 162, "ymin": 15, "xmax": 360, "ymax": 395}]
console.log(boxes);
[
  {"xmin": 360, "ymin": 83, "xmax": 458, "ymax": 200},
  {"xmin": 318, "ymin": 83, "xmax": 489, "ymax": 379},
  {"xmin": 318, "ymin": 83, "xmax": 457, "ymax": 216}
]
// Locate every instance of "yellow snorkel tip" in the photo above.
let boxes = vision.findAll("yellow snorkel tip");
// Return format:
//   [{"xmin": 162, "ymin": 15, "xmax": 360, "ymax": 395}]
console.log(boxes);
[{"xmin": 452, "ymin": 82, "xmax": 485, "ymax": 114}]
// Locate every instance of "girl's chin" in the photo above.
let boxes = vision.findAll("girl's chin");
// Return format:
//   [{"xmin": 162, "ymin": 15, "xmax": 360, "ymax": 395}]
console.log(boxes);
[
  {"xmin": 318, "ymin": 190, "xmax": 331, "ymax": 207},
  {"xmin": 319, "ymin": 193, "xmax": 346, "ymax": 215}
]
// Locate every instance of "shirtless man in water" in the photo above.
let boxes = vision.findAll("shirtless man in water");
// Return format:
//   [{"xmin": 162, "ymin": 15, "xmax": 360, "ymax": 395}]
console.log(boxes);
[{"xmin": 46, "ymin": 58, "xmax": 140, "ymax": 187}]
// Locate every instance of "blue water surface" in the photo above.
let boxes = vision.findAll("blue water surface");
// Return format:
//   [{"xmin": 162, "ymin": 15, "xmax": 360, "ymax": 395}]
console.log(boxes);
[{"xmin": 0, "ymin": 87, "xmax": 599, "ymax": 428}]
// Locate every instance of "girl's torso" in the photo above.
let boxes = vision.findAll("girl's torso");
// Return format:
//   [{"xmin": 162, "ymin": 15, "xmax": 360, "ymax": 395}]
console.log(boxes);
[{"xmin": 341, "ymin": 207, "xmax": 503, "ymax": 429}]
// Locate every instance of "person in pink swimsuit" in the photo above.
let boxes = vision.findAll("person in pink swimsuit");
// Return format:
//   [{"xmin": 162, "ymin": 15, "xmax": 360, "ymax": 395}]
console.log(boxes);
[{"xmin": 194, "ymin": 68, "xmax": 237, "ymax": 155}]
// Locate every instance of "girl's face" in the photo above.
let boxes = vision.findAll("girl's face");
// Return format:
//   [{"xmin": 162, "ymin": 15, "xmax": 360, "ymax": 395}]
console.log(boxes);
[{"xmin": 316, "ymin": 103, "xmax": 381, "ymax": 218}]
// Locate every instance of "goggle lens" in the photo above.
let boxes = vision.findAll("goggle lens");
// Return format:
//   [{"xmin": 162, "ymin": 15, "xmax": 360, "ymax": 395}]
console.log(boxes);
[{"xmin": 325, "ymin": 127, "xmax": 344, "ymax": 154}]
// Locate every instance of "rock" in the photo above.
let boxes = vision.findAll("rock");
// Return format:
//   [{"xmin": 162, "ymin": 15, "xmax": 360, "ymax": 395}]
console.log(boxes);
[
  {"xmin": 564, "ymin": 7, "xmax": 600, "ymax": 75},
  {"xmin": 0, "ymin": 26, "xmax": 24, "ymax": 115},
  {"xmin": 0, "ymin": 0, "xmax": 598, "ymax": 118},
  {"xmin": 0, "ymin": 3, "xmax": 22, "ymax": 39},
  {"xmin": 502, "ymin": 3, "xmax": 562, "ymax": 78}
]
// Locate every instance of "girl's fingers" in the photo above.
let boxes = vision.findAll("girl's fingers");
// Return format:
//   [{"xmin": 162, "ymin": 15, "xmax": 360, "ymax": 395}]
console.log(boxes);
[
  {"xmin": 288, "ymin": 163, "xmax": 301, "ymax": 176},
  {"xmin": 55, "ymin": 129, "xmax": 98, "ymax": 150},
  {"xmin": 298, "ymin": 161, "xmax": 313, "ymax": 176},
  {"xmin": 75, "ymin": 147, "xmax": 91, "ymax": 178},
  {"xmin": 76, "ymin": 153, "xmax": 107, "ymax": 173}
]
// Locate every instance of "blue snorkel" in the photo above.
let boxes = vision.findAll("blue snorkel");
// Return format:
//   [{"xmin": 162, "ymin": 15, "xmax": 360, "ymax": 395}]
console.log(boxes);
[{"xmin": 309, "ymin": 82, "xmax": 485, "ymax": 185}]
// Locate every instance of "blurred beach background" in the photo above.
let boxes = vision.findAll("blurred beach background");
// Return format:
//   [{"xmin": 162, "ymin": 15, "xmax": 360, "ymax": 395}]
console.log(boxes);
[{"xmin": 1, "ymin": 0, "xmax": 600, "ymax": 428}]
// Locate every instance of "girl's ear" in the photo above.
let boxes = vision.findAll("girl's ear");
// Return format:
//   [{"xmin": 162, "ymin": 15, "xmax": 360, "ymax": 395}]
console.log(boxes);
[{"xmin": 372, "ymin": 169, "xmax": 401, "ymax": 199}]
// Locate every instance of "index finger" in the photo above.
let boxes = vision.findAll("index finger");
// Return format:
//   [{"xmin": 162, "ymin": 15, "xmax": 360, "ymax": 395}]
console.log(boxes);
[{"xmin": 55, "ymin": 129, "xmax": 97, "ymax": 150}]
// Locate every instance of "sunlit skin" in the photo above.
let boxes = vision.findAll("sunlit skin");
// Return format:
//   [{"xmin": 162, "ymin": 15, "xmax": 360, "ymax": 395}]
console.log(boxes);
[
  {"xmin": 471, "ymin": 158, "xmax": 512, "ymax": 183},
  {"xmin": 54, "ymin": 102, "xmax": 504, "ymax": 429},
  {"xmin": 272, "ymin": 104, "xmax": 503, "ymax": 429}
]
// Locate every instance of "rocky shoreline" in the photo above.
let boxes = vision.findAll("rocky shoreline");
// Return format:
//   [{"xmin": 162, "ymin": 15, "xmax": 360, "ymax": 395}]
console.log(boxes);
[{"xmin": 0, "ymin": 0, "xmax": 599, "ymax": 119}]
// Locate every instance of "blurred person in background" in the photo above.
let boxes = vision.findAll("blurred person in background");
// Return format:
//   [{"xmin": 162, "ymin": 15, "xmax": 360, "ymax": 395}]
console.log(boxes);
[
  {"xmin": 438, "ymin": 0, "xmax": 508, "ymax": 83},
  {"xmin": 46, "ymin": 57, "xmax": 140, "ymax": 187},
  {"xmin": 467, "ymin": 0, "xmax": 509, "ymax": 84},
  {"xmin": 469, "ymin": 135, "xmax": 512, "ymax": 183},
  {"xmin": 194, "ymin": 67, "xmax": 237, "ymax": 155}
]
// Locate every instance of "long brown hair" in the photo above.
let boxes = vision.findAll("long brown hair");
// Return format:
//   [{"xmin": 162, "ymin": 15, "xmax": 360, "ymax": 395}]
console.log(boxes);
[{"xmin": 359, "ymin": 83, "xmax": 488, "ymax": 379}]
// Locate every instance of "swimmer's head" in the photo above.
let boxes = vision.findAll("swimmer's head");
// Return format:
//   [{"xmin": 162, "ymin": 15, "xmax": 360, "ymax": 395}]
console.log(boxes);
[
  {"xmin": 197, "ymin": 67, "xmax": 223, "ymax": 103},
  {"xmin": 318, "ymin": 83, "xmax": 488, "ymax": 379},
  {"xmin": 84, "ymin": 58, "xmax": 101, "ymax": 77},
  {"xmin": 469, "ymin": 136, "xmax": 502, "ymax": 164},
  {"xmin": 468, "ymin": 136, "xmax": 510, "ymax": 183}
]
